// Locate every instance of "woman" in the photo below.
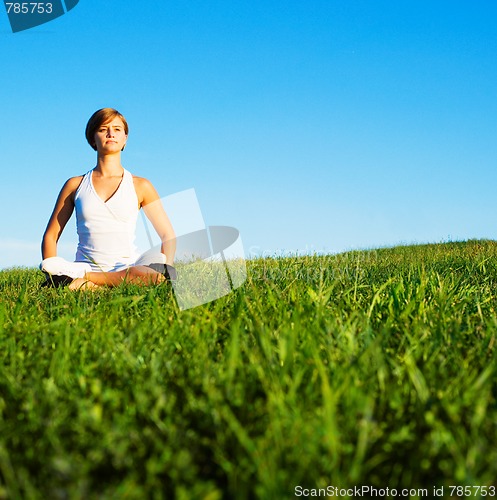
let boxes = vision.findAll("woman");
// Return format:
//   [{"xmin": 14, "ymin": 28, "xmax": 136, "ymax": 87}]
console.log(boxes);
[{"xmin": 41, "ymin": 108, "xmax": 176, "ymax": 290}]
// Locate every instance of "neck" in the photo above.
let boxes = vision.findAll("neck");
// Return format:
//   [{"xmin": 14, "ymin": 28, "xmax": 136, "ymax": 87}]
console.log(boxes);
[{"xmin": 94, "ymin": 152, "xmax": 124, "ymax": 176}]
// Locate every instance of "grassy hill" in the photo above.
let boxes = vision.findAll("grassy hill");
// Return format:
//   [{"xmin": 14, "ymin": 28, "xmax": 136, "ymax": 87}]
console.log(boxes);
[{"xmin": 1, "ymin": 240, "xmax": 497, "ymax": 498}]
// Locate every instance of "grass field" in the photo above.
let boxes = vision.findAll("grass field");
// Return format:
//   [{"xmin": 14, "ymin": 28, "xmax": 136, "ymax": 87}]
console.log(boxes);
[{"xmin": 1, "ymin": 240, "xmax": 497, "ymax": 499}]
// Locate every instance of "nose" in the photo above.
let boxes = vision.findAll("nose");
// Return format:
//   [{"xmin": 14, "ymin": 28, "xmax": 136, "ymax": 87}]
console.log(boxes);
[{"xmin": 107, "ymin": 127, "xmax": 115, "ymax": 137}]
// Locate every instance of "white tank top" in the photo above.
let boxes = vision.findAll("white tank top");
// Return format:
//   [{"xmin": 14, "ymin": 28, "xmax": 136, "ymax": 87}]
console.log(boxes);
[{"xmin": 74, "ymin": 168, "xmax": 140, "ymax": 271}]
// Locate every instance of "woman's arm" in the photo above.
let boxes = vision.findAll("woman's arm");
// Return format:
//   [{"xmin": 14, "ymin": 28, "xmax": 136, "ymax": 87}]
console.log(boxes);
[
  {"xmin": 136, "ymin": 178, "xmax": 176, "ymax": 264},
  {"xmin": 41, "ymin": 177, "xmax": 81, "ymax": 259}
]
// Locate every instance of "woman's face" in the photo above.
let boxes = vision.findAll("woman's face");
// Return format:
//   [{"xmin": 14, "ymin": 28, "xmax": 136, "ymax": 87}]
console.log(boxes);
[{"xmin": 93, "ymin": 117, "xmax": 127, "ymax": 153}]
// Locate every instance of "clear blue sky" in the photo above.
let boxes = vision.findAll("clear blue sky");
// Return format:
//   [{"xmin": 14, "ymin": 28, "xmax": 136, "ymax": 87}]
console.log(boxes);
[{"xmin": 1, "ymin": 1, "xmax": 496, "ymax": 269}]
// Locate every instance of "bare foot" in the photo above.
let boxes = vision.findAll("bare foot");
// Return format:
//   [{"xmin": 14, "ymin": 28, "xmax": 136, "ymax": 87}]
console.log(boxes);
[{"xmin": 68, "ymin": 278, "xmax": 101, "ymax": 290}]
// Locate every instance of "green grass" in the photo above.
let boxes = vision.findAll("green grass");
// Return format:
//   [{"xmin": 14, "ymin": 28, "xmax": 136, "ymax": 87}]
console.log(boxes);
[{"xmin": 1, "ymin": 240, "xmax": 497, "ymax": 499}]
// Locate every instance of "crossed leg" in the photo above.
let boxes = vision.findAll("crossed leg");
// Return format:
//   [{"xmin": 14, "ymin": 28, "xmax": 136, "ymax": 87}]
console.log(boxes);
[{"xmin": 68, "ymin": 265, "xmax": 165, "ymax": 290}]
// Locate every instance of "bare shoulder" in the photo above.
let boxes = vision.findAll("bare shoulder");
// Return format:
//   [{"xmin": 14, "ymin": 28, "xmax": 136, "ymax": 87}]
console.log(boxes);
[
  {"xmin": 59, "ymin": 175, "xmax": 84, "ymax": 197},
  {"xmin": 132, "ymin": 175, "xmax": 154, "ymax": 187},
  {"xmin": 133, "ymin": 175, "xmax": 150, "ymax": 197},
  {"xmin": 132, "ymin": 175, "xmax": 160, "ymax": 206},
  {"xmin": 65, "ymin": 175, "xmax": 84, "ymax": 189},
  {"xmin": 133, "ymin": 175, "xmax": 159, "ymax": 193}
]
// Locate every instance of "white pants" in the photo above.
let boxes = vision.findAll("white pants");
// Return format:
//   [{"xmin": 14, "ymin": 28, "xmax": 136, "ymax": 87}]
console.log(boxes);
[{"xmin": 41, "ymin": 248, "xmax": 166, "ymax": 278}]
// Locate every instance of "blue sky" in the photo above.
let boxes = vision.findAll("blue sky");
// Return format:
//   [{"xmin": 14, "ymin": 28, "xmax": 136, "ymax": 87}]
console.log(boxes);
[{"xmin": 1, "ymin": 1, "xmax": 496, "ymax": 269}]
